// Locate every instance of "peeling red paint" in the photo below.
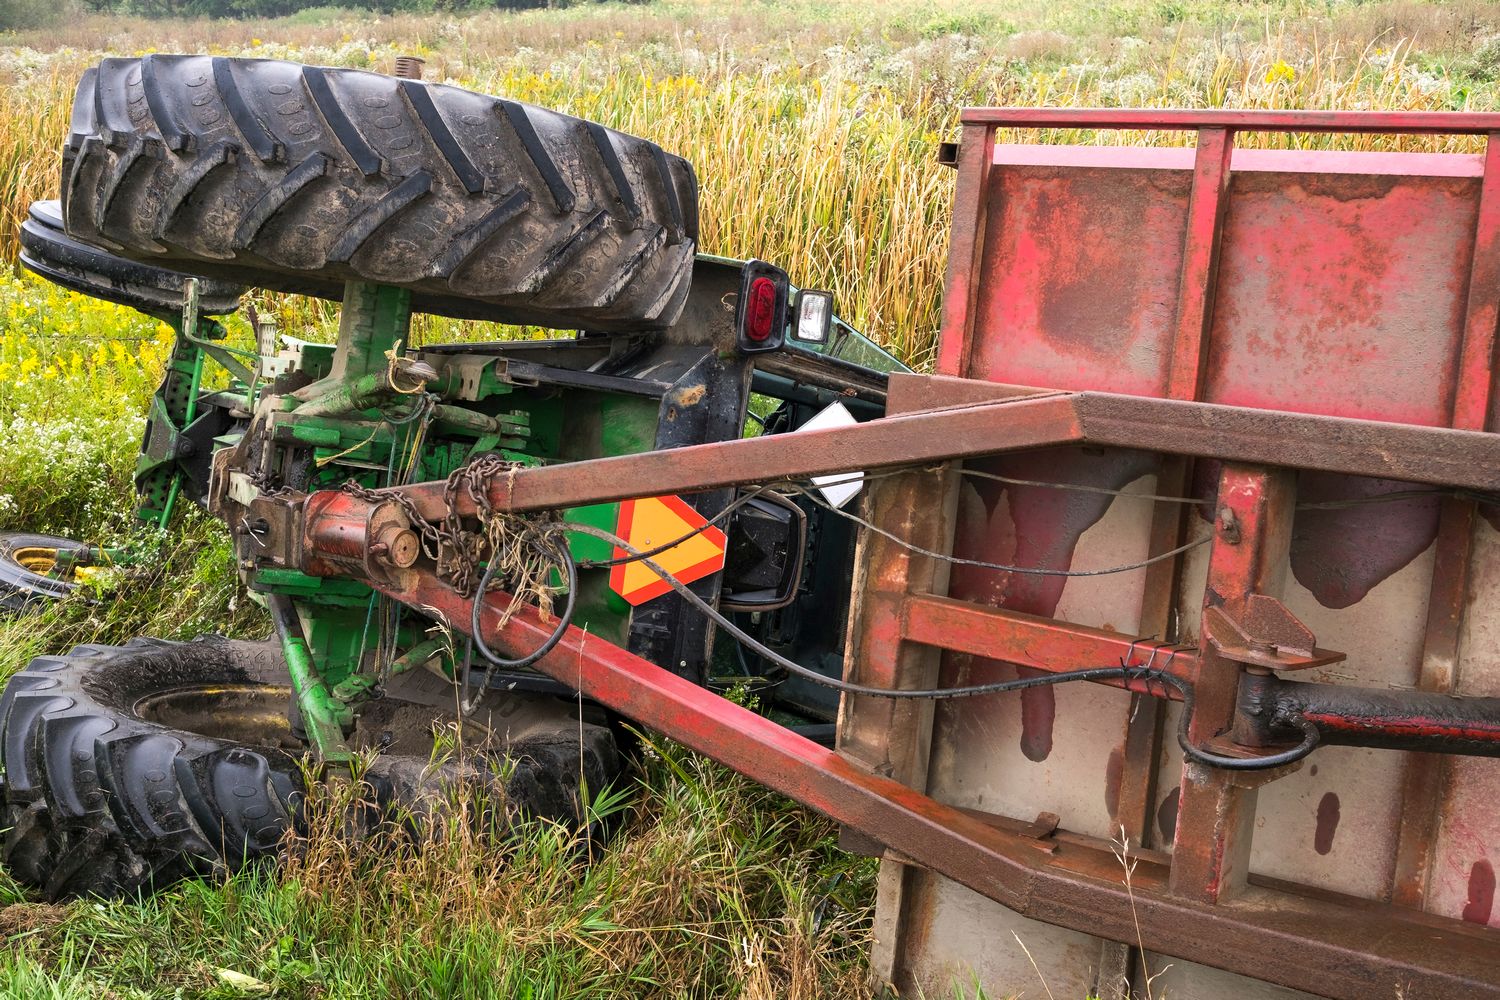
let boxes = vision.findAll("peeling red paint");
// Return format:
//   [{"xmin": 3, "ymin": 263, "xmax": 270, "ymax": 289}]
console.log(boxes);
[
  {"xmin": 1104, "ymin": 746, "xmax": 1124, "ymax": 818},
  {"xmin": 1290, "ymin": 472, "xmax": 1440, "ymax": 609},
  {"xmin": 1463, "ymin": 860, "xmax": 1495, "ymax": 926},
  {"xmin": 1017, "ymin": 673, "xmax": 1055, "ymax": 762},
  {"xmin": 947, "ymin": 446, "xmax": 1159, "ymax": 763},
  {"xmin": 1314, "ymin": 792, "xmax": 1341, "ymax": 856}
]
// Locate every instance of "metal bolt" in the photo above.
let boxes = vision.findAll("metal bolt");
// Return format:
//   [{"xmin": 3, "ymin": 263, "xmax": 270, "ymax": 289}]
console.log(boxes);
[
  {"xmin": 1217, "ymin": 506, "xmax": 1241, "ymax": 544},
  {"xmin": 394, "ymin": 55, "xmax": 425, "ymax": 80}
]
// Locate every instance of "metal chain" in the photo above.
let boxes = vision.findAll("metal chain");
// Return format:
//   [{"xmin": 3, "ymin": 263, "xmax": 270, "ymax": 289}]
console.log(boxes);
[{"xmin": 340, "ymin": 453, "xmax": 557, "ymax": 600}]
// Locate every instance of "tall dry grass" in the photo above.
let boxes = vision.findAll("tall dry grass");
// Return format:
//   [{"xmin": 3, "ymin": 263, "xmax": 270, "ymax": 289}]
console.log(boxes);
[
  {"xmin": 0, "ymin": 75, "xmax": 69, "ymax": 264},
  {"xmin": 3, "ymin": 0, "xmax": 1500, "ymax": 363}
]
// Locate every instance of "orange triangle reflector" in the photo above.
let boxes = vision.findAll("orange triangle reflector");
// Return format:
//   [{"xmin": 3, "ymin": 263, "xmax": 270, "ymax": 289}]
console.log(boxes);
[{"xmin": 608, "ymin": 495, "xmax": 728, "ymax": 606}]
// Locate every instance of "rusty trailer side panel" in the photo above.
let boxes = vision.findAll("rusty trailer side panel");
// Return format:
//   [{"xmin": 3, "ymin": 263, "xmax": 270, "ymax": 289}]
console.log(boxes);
[{"xmin": 853, "ymin": 110, "xmax": 1500, "ymax": 999}]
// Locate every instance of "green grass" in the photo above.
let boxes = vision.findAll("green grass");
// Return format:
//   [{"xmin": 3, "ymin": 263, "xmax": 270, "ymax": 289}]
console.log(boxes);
[
  {"xmin": 0, "ymin": 740, "xmax": 876, "ymax": 998},
  {"xmin": 3, "ymin": 0, "xmax": 1500, "ymax": 995}
]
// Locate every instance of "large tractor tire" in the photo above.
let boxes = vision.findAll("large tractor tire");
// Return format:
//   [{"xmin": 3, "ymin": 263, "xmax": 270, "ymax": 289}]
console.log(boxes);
[
  {"xmin": 20, "ymin": 199, "xmax": 243, "ymax": 319},
  {"xmin": 60, "ymin": 56, "xmax": 698, "ymax": 332},
  {"xmin": 0, "ymin": 636, "xmax": 622, "ymax": 899}
]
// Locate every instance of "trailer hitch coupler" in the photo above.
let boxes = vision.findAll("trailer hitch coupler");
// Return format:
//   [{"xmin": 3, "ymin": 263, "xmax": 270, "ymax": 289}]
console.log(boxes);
[{"xmin": 303, "ymin": 491, "xmax": 420, "ymax": 580}]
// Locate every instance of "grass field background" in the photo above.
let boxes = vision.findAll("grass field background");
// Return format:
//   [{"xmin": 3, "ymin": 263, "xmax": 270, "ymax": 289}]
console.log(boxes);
[{"xmin": 1, "ymin": 1, "xmax": 1499, "ymax": 996}]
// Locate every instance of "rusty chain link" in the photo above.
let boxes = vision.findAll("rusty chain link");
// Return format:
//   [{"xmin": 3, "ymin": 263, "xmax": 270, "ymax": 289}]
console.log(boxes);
[{"xmin": 341, "ymin": 453, "xmax": 561, "ymax": 600}]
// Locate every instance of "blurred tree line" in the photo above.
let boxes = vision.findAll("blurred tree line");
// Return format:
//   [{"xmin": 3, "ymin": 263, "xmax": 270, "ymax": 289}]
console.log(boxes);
[
  {"xmin": 88, "ymin": 0, "xmax": 556, "ymax": 12},
  {"xmin": 3, "ymin": 0, "xmax": 566, "ymax": 28}
]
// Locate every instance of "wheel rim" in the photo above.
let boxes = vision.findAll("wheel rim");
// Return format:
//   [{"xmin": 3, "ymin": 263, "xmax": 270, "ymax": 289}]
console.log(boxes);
[
  {"xmin": 11, "ymin": 545, "xmax": 69, "ymax": 577},
  {"xmin": 134, "ymin": 684, "xmax": 303, "ymax": 751}
]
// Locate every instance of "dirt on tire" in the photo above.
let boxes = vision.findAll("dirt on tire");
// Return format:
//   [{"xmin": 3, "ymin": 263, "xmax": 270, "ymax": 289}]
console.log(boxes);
[
  {"xmin": 21, "ymin": 198, "xmax": 243, "ymax": 319},
  {"xmin": 60, "ymin": 55, "xmax": 699, "ymax": 332}
]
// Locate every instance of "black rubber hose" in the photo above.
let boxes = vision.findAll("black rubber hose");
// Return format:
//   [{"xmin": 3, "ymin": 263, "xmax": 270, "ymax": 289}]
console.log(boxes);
[
  {"xmin": 563, "ymin": 520, "xmax": 1322, "ymax": 770},
  {"xmin": 470, "ymin": 533, "xmax": 578, "ymax": 671}
]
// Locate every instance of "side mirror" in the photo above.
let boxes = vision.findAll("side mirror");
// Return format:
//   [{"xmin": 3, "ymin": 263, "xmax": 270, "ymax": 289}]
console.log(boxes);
[
  {"xmin": 734, "ymin": 260, "xmax": 789, "ymax": 354},
  {"xmin": 720, "ymin": 492, "xmax": 808, "ymax": 611}
]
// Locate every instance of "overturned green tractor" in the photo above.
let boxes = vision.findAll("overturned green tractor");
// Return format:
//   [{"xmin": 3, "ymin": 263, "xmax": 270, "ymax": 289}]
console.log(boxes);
[{"xmin": 1, "ymin": 54, "xmax": 902, "ymax": 898}]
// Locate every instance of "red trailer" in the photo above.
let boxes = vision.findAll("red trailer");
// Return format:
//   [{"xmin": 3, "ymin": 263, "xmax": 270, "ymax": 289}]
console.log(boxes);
[{"xmin": 298, "ymin": 108, "xmax": 1500, "ymax": 998}]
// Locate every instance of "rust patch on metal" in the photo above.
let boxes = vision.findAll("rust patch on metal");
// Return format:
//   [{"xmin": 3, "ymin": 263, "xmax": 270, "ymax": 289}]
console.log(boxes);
[
  {"xmin": 1290, "ymin": 472, "xmax": 1441, "ymax": 609},
  {"xmin": 673, "ymin": 383, "xmax": 707, "ymax": 407},
  {"xmin": 1314, "ymin": 792, "xmax": 1341, "ymax": 856},
  {"xmin": 1105, "ymin": 746, "xmax": 1124, "ymax": 818},
  {"xmin": 975, "ymin": 167, "xmax": 1190, "ymax": 395}
]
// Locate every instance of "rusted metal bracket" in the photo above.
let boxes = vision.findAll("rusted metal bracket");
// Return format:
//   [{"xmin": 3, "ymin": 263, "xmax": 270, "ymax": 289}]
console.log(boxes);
[{"xmin": 1203, "ymin": 594, "xmax": 1345, "ymax": 672}]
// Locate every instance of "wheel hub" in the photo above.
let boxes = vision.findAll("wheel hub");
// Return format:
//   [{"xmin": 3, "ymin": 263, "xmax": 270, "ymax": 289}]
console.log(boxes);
[{"xmin": 134, "ymin": 684, "xmax": 302, "ymax": 751}]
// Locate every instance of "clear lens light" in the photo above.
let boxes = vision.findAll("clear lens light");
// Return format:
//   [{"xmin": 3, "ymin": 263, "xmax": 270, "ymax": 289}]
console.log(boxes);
[{"xmin": 795, "ymin": 291, "xmax": 832, "ymax": 342}]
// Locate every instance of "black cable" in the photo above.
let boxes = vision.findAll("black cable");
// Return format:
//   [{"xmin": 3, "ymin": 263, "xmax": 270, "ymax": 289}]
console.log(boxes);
[
  {"xmin": 782, "ymin": 481, "xmax": 1213, "ymax": 577},
  {"xmin": 562, "ymin": 521, "xmax": 1320, "ymax": 770},
  {"xmin": 574, "ymin": 473, "xmax": 1209, "ymax": 579},
  {"xmin": 1189, "ymin": 716, "xmax": 1320, "ymax": 770},
  {"xmin": 567, "ymin": 521, "xmax": 1145, "ymax": 699},
  {"xmin": 574, "ymin": 474, "xmax": 875, "ymax": 570},
  {"xmin": 957, "ymin": 467, "xmax": 1204, "ymax": 504},
  {"xmin": 575, "ymin": 483, "xmax": 782, "ymax": 569},
  {"xmin": 470, "ymin": 531, "xmax": 577, "ymax": 670}
]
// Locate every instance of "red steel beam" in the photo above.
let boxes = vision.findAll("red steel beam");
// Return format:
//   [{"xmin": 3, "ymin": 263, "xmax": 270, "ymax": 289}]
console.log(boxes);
[
  {"xmin": 1392, "ymin": 129, "xmax": 1500, "ymax": 904},
  {"xmin": 1096, "ymin": 124, "xmax": 1234, "ymax": 997},
  {"xmin": 379, "ymin": 384, "xmax": 1500, "ymax": 520},
  {"xmin": 383, "ymin": 389, "xmax": 1083, "ymax": 519},
  {"xmin": 960, "ymin": 108, "xmax": 1500, "ymax": 135},
  {"xmin": 936, "ymin": 120, "xmax": 998, "ymax": 377},
  {"xmin": 901, "ymin": 595, "xmax": 1192, "ymax": 699},
  {"xmin": 320, "ymin": 537, "xmax": 1500, "ymax": 1000},
  {"xmin": 1165, "ymin": 126, "xmax": 1234, "ymax": 399},
  {"xmin": 1168, "ymin": 465, "xmax": 1295, "ymax": 904},
  {"xmin": 1071, "ymin": 393, "xmax": 1499, "ymax": 490}
]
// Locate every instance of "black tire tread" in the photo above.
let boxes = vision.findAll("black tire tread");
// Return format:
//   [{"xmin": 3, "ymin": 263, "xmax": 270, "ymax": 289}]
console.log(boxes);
[
  {"xmin": 0, "ymin": 638, "xmax": 300, "ymax": 899},
  {"xmin": 20, "ymin": 200, "xmax": 242, "ymax": 318},
  {"xmin": 62, "ymin": 55, "xmax": 699, "ymax": 332}
]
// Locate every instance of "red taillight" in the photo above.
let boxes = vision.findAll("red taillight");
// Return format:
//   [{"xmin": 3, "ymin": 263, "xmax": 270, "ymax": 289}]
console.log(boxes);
[{"xmin": 745, "ymin": 276, "xmax": 777, "ymax": 342}]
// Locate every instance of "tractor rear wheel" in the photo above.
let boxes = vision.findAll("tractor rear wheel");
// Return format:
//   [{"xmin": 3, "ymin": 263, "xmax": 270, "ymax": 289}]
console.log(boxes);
[
  {"xmin": 61, "ymin": 56, "xmax": 698, "ymax": 332},
  {"xmin": 0, "ymin": 636, "xmax": 622, "ymax": 899}
]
